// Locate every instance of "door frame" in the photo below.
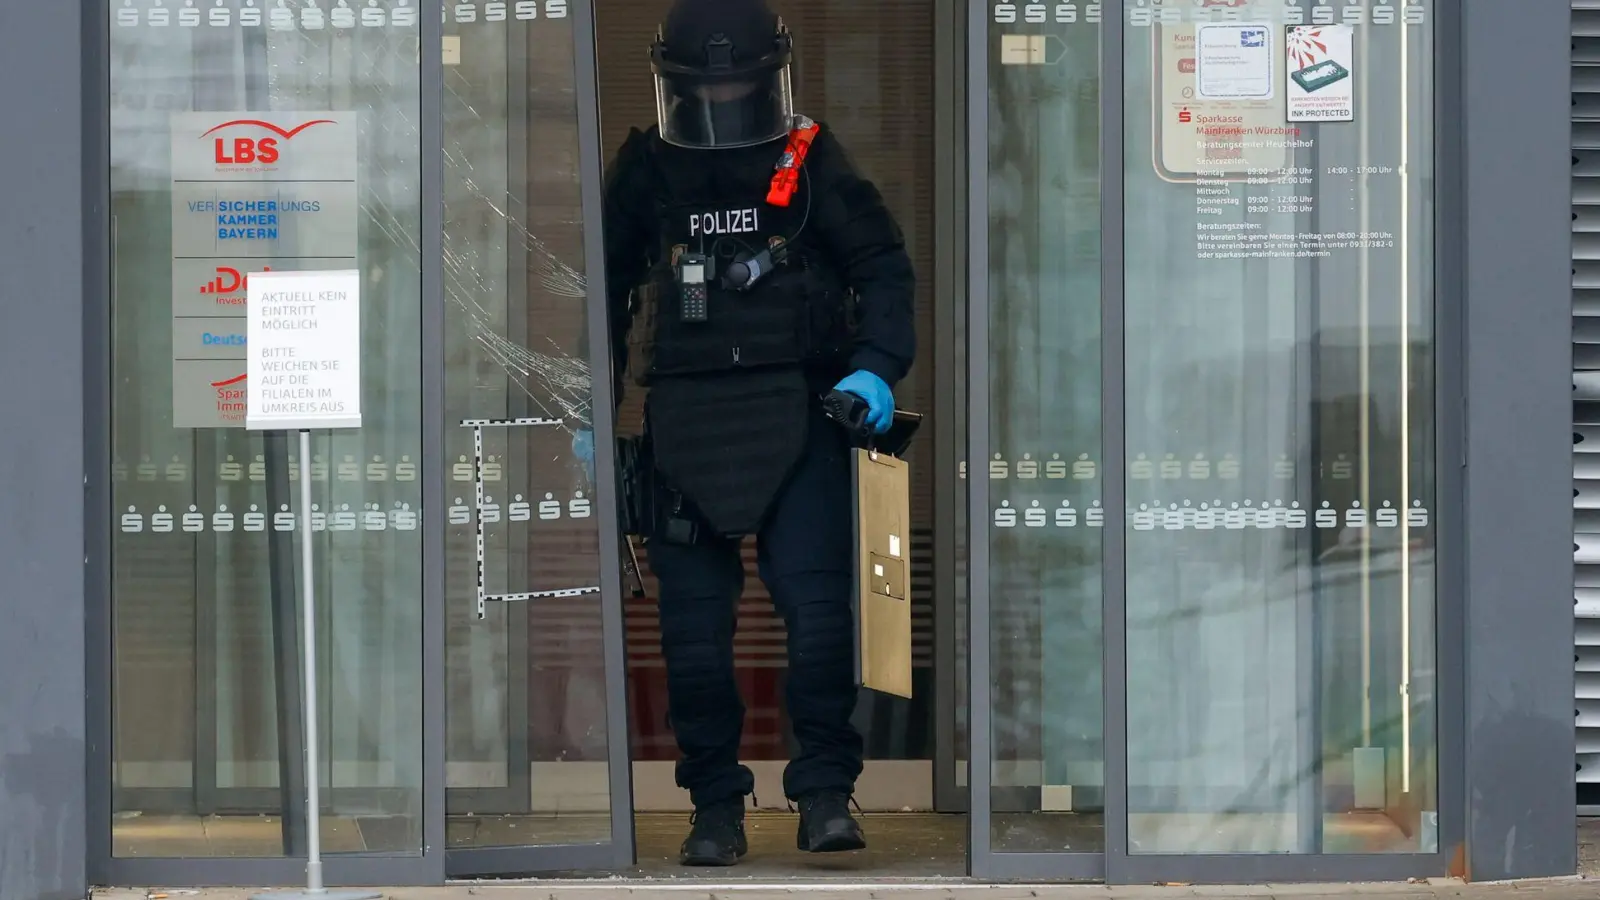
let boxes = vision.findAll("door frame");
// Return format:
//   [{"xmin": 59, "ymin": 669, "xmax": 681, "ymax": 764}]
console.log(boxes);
[
  {"xmin": 1098, "ymin": 1, "xmax": 1466, "ymax": 882},
  {"xmin": 962, "ymin": 0, "xmax": 1104, "ymax": 880},
  {"xmin": 86, "ymin": 0, "xmax": 451, "ymax": 886},
  {"xmin": 932, "ymin": 0, "xmax": 972, "ymax": 819}
]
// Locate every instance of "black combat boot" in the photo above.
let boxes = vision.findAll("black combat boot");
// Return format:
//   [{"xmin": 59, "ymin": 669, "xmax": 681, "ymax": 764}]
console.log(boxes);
[
  {"xmin": 796, "ymin": 790, "xmax": 866, "ymax": 853},
  {"xmin": 679, "ymin": 799, "xmax": 748, "ymax": 866}
]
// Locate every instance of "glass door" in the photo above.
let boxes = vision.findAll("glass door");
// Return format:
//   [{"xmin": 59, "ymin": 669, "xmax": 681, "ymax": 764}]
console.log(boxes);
[
  {"xmin": 1109, "ymin": 0, "xmax": 1445, "ymax": 881},
  {"xmin": 967, "ymin": 0, "xmax": 1452, "ymax": 884},
  {"xmin": 438, "ymin": 0, "xmax": 635, "ymax": 876},
  {"xmin": 965, "ymin": 0, "xmax": 1107, "ymax": 881},
  {"xmin": 99, "ymin": 0, "xmax": 631, "ymax": 882},
  {"xmin": 1109, "ymin": 0, "xmax": 1446, "ymax": 882},
  {"xmin": 105, "ymin": 0, "xmax": 432, "ymax": 881}
]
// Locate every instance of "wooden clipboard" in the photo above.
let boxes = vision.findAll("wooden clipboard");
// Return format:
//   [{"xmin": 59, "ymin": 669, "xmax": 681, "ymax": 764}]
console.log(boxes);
[{"xmin": 851, "ymin": 446, "xmax": 914, "ymax": 699}]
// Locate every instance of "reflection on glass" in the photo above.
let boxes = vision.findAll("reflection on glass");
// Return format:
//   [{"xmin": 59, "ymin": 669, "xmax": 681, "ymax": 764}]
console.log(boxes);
[
  {"xmin": 1121, "ymin": 0, "xmax": 1437, "ymax": 854},
  {"xmin": 441, "ymin": 16, "xmax": 612, "ymax": 847},
  {"xmin": 109, "ymin": 5, "xmax": 422, "ymax": 857},
  {"xmin": 986, "ymin": 14, "xmax": 1104, "ymax": 852}
]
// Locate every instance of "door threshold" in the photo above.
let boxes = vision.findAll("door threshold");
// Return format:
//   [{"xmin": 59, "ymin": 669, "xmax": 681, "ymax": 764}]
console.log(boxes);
[{"xmin": 447, "ymin": 878, "xmax": 1057, "ymax": 889}]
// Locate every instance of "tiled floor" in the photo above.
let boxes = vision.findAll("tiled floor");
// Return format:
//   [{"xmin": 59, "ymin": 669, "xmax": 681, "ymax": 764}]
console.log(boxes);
[
  {"xmin": 631, "ymin": 812, "xmax": 972, "ymax": 880},
  {"xmin": 114, "ymin": 809, "xmax": 1416, "ymax": 876},
  {"xmin": 113, "ymin": 813, "xmax": 402, "ymax": 858},
  {"xmin": 113, "ymin": 812, "xmax": 977, "ymax": 875}
]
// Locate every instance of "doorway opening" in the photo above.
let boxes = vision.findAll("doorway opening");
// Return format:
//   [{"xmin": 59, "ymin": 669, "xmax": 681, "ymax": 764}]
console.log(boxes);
[{"xmin": 589, "ymin": 0, "xmax": 963, "ymax": 879}]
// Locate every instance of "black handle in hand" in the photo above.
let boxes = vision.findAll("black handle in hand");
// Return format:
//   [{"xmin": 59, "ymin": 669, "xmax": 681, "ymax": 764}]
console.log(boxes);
[{"xmin": 822, "ymin": 388, "xmax": 873, "ymax": 443}]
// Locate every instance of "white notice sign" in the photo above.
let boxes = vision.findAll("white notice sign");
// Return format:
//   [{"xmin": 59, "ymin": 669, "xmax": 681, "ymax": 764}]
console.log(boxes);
[
  {"xmin": 1196, "ymin": 23, "xmax": 1274, "ymax": 100},
  {"xmin": 1286, "ymin": 25, "xmax": 1355, "ymax": 123},
  {"xmin": 246, "ymin": 269, "xmax": 362, "ymax": 431}
]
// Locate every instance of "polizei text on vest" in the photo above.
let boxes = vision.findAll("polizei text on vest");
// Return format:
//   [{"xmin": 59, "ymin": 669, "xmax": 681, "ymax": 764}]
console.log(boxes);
[{"xmin": 688, "ymin": 207, "xmax": 761, "ymax": 237}]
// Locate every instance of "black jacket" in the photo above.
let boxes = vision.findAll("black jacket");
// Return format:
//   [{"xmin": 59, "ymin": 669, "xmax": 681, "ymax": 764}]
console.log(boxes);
[{"xmin": 600, "ymin": 122, "xmax": 916, "ymax": 404}]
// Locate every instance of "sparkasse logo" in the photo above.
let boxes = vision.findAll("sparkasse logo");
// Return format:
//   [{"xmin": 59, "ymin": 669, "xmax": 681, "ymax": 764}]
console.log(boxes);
[{"xmin": 211, "ymin": 373, "xmax": 248, "ymax": 421}]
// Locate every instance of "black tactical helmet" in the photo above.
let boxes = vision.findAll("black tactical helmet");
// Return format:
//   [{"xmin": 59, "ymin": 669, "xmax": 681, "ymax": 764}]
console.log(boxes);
[{"xmin": 650, "ymin": 0, "xmax": 795, "ymax": 149}]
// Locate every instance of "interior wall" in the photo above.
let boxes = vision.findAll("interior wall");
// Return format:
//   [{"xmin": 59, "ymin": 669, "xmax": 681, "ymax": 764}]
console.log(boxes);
[{"xmin": 593, "ymin": 0, "xmax": 944, "ymax": 773}]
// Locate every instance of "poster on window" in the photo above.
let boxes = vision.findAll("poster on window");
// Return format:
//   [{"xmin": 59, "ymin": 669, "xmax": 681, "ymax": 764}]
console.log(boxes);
[
  {"xmin": 1196, "ymin": 23, "xmax": 1274, "ymax": 100},
  {"xmin": 167, "ymin": 111, "xmax": 358, "ymax": 429},
  {"xmin": 1155, "ymin": 22, "xmax": 1288, "ymax": 179},
  {"xmin": 1285, "ymin": 25, "xmax": 1355, "ymax": 123}
]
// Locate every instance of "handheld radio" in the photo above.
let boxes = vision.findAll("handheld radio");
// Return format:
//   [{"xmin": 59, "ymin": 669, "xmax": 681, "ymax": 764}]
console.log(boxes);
[{"xmin": 676, "ymin": 252, "xmax": 710, "ymax": 323}]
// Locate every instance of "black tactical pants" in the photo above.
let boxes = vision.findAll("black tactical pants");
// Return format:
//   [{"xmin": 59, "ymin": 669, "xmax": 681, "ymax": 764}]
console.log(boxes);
[{"xmin": 647, "ymin": 412, "xmax": 864, "ymax": 809}]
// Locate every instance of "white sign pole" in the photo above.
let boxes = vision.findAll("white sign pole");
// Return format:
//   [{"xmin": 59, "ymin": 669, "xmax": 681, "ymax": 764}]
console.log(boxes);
[{"xmin": 245, "ymin": 269, "xmax": 377, "ymax": 900}]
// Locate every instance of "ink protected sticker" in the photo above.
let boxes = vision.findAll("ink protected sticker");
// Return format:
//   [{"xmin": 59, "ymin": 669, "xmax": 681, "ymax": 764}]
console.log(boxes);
[{"xmin": 1286, "ymin": 25, "xmax": 1355, "ymax": 123}]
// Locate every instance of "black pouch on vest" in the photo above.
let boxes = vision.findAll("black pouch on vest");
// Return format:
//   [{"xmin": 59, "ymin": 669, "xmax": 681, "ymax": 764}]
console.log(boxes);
[
  {"xmin": 628, "ymin": 281, "xmax": 662, "ymax": 388},
  {"xmin": 615, "ymin": 434, "xmax": 653, "ymax": 538},
  {"xmin": 647, "ymin": 272, "xmax": 810, "ymax": 377},
  {"xmin": 795, "ymin": 266, "xmax": 856, "ymax": 363},
  {"xmin": 618, "ymin": 431, "xmax": 704, "ymax": 545}
]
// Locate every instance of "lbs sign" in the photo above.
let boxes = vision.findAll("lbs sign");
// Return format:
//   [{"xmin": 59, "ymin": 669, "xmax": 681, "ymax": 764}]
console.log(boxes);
[
  {"xmin": 175, "ymin": 115, "xmax": 352, "ymax": 181},
  {"xmin": 207, "ymin": 118, "xmax": 336, "ymax": 166}
]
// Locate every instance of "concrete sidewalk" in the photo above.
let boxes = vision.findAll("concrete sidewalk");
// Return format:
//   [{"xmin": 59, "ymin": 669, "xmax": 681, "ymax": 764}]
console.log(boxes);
[{"xmin": 92, "ymin": 877, "xmax": 1598, "ymax": 900}]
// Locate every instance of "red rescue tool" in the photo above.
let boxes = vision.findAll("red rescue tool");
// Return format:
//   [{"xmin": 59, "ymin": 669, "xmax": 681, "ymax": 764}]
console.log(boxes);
[{"xmin": 767, "ymin": 115, "xmax": 820, "ymax": 207}]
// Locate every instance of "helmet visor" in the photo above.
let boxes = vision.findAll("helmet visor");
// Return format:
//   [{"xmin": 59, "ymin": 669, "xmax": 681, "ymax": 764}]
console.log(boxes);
[{"xmin": 654, "ymin": 65, "xmax": 794, "ymax": 149}]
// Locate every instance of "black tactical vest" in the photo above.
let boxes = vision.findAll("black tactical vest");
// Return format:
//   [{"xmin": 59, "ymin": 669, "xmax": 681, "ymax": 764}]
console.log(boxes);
[{"xmin": 627, "ymin": 132, "xmax": 855, "ymax": 537}]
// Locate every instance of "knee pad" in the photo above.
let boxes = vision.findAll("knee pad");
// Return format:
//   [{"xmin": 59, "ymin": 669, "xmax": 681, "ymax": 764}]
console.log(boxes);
[{"xmin": 785, "ymin": 595, "xmax": 853, "ymax": 662}]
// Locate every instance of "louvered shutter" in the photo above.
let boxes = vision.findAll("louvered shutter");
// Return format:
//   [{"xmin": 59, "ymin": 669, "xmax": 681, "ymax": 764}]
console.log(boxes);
[{"xmin": 1574, "ymin": 0, "xmax": 1600, "ymax": 813}]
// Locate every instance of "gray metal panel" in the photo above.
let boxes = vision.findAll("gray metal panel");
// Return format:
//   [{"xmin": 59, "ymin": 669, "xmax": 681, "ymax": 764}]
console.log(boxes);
[
  {"xmin": 0, "ymin": 0, "xmax": 88, "ymax": 898},
  {"xmin": 964, "ymin": 0, "xmax": 993, "ymax": 873},
  {"xmin": 977, "ymin": 851, "xmax": 1103, "ymax": 881},
  {"xmin": 1433, "ymin": 0, "xmax": 1465, "ymax": 864},
  {"xmin": 1432, "ymin": 0, "xmax": 1469, "ymax": 869},
  {"xmin": 932, "ymin": 0, "xmax": 966, "ymax": 816},
  {"xmin": 85, "ymin": 0, "xmax": 114, "ymax": 884},
  {"xmin": 963, "ymin": 0, "xmax": 1101, "ymax": 879},
  {"xmin": 1100, "ymin": 0, "xmax": 1130, "ymax": 879},
  {"xmin": 445, "ymin": 841, "xmax": 621, "ymax": 878},
  {"xmin": 571, "ymin": 0, "xmax": 638, "ymax": 867},
  {"xmin": 1461, "ymin": 0, "xmax": 1577, "ymax": 880},
  {"xmin": 420, "ymin": 0, "xmax": 449, "ymax": 883}
]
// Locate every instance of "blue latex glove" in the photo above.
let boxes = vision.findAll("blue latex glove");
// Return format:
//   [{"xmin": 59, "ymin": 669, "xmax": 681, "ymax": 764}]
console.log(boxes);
[
  {"xmin": 571, "ymin": 427, "xmax": 595, "ymax": 483},
  {"xmin": 834, "ymin": 370, "xmax": 894, "ymax": 434}
]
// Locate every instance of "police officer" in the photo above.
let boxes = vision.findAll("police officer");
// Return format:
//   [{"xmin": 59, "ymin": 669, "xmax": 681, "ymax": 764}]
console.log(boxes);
[{"xmin": 585, "ymin": 0, "xmax": 915, "ymax": 868}]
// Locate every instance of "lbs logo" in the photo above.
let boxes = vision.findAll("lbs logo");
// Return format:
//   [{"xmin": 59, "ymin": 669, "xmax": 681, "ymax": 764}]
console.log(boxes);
[{"xmin": 202, "ymin": 117, "xmax": 333, "ymax": 169}]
